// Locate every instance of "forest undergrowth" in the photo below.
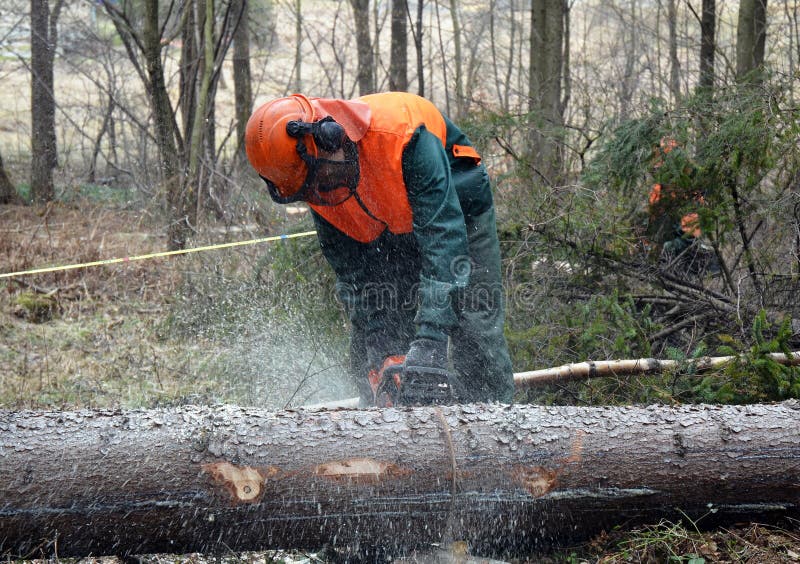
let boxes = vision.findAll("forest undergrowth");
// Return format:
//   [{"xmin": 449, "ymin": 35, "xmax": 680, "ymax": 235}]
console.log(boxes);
[
  {"xmin": 2, "ymin": 83, "xmax": 800, "ymax": 562},
  {"xmin": 2, "ymin": 195, "xmax": 799, "ymax": 562}
]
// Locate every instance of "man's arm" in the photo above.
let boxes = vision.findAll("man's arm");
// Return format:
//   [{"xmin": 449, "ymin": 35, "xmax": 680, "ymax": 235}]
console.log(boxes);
[
  {"xmin": 403, "ymin": 126, "xmax": 470, "ymax": 343},
  {"xmin": 310, "ymin": 210, "xmax": 415, "ymax": 365}
]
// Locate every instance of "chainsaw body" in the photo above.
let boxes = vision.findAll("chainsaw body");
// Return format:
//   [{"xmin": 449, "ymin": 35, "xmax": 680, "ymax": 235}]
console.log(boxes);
[{"xmin": 368, "ymin": 355, "xmax": 457, "ymax": 407}]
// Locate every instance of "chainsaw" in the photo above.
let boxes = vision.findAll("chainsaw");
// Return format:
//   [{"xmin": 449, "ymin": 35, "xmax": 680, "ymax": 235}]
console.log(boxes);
[{"xmin": 367, "ymin": 355, "xmax": 457, "ymax": 407}]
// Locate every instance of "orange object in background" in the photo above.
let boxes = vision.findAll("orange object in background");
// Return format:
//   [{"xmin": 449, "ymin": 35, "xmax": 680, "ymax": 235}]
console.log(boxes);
[
  {"xmin": 649, "ymin": 137, "xmax": 703, "ymax": 239},
  {"xmin": 649, "ymin": 183, "xmax": 702, "ymax": 238}
]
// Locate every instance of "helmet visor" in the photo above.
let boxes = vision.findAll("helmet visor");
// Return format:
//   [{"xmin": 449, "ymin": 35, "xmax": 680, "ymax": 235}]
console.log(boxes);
[
  {"xmin": 263, "ymin": 139, "xmax": 360, "ymax": 206},
  {"xmin": 304, "ymin": 157, "xmax": 360, "ymax": 206}
]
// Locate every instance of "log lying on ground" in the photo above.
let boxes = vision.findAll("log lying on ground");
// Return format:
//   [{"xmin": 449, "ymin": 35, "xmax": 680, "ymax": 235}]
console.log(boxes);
[{"xmin": 1, "ymin": 401, "xmax": 799, "ymax": 558}]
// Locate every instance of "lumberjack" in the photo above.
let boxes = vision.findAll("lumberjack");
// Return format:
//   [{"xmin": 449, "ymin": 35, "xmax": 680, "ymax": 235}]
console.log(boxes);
[{"xmin": 245, "ymin": 92, "xmax": 515, "ymax": 407}]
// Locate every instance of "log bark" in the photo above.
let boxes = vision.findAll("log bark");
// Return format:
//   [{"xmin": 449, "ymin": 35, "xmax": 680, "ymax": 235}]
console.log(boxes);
[{"xmin": 1, "ymin": 402, "xmax": 799, "ymax": 558}]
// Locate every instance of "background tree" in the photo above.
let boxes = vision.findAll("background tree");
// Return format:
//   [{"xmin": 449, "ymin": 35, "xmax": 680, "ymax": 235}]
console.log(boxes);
[
  {"xmin": 180, "ymin": 1, "xmax": 199, "ymax": 149},
  {"xmin": 615, "ymin": 0, "xmax": 639, "ymax": 121},
  {"xmin": 86, "ymin": 65, "xmax": 117, "ymax": 185},
  {"xmin": 187, "ymin": 0, "xmax": 216, "ymax": 217},
  {"xmin": 489, "ymin": 0, "xmax": 519, "ymax": 113},
  {"xmin": 0, "ymin": 150, "xmax": 20, "ymax": 204},
  {"xmin": 292, "ymin": 0, "xmax": 302, "ymax": 92},
  {"xmin": 143, "ymin": 0, "xmax": 186, "ymax": 249},
  {"xmin": 232, "ymin": 0, "xmax": 252, "ymax": 166},
  {"xmin": 102, "ymin": 0, "xmax": 237, "ymax": 249},
  {"xmin": 668, "ymin": 0, "xmax": 682, "ymax": 103},
  {"xmin": 349, "ymin": 0, "xmax": 375, "ymax": 95},
  {"xmin": 411, "ymin": 0, "xmax": 425, "ymax": 97},
  {"xmin": 528, "ymin": 0, "xmax": 567, "ymax": 185},
  {"xmin": 30, "ymin": 0, "xmax": 63, "ymax": 204},
  {"xmin": 388, "ymin": 0, "xmax": 408, "ymax": 91},
  {"xmin": 737, "ymin": 0, "xmax": 768, "ymax": 83},
  {"xmin": 448, "ymin": 0, "xmax": 464, "ymax": 119},
  {"xmin": 786, "ymin": 1, "xmax": 799, "ymax": 100},
  {"xmin": 699, "ymin": 0, "xmax": 716, "ymax": 96}
]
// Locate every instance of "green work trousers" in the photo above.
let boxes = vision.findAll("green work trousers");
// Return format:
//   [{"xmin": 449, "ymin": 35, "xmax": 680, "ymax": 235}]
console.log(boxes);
[{"xmin": 333, "ymin": 207, "xmax": 515, "ymax": 405}]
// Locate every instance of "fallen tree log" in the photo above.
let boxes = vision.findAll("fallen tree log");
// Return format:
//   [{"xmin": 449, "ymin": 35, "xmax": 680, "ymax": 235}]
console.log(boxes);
[{"xmin": 1, "ymin": 401, "xmax": 799, "ymax": 558}]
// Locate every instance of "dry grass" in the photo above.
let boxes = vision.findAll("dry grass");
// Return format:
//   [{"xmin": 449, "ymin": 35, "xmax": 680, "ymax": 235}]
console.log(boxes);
[
  {"xmin": 0, "ymin": 201, "xmax": 188, "ymax": 408},
  {"xmin": 578, "ymin": 521, "xmax": 800, "ymax": 564},
  {"xmin": 0, "ymin": 201, "xmax": 351, "ymax": 410}
]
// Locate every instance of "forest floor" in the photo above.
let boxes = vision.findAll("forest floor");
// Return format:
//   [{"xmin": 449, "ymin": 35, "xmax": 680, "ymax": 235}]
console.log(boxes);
[
  {"xmin": 10, "ymin": 518, "xmax": 800, "ymax": 563},
  {"xmin": 1, "ymin": 200, "xmax": 799, "ymax": 563},
  {"xmin": 0, "ymin": 201, "xmax": 206, "ymax": 409},
  {"xmin": 0, "ymin": 199, "xmax": 351, "ymax": 410}
]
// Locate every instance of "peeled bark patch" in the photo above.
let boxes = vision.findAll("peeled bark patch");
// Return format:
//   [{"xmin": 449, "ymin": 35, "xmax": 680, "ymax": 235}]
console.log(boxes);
[
  {"xmin": 203, "ymin": 461, "xmax": 272, "ymax": 502},
  {"xmin": 313, "ymin": 457, "xmax": 413, "ymax": 484},
  {"xmin": 0, "ymin": 402, "xmax": 799, "ymax": 558}
]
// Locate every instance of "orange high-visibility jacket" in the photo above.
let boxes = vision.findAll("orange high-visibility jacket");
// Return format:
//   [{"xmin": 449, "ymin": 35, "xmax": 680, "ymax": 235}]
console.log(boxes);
[{"xmin": 307, "ymin": 92, "xmax": 481, "ymax": 243}]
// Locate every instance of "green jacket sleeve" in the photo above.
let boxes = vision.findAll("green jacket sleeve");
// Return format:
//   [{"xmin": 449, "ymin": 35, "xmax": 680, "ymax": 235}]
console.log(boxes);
[
  {"xmin": 441, "ymin": 115, "xmax": 494, "ymax": 218},
  {"xmin": 312, "ymin": 121, "xmax": 489, "ymax": 347},
  {"xmin": 402, "ymin": 126, "xmax": 470, "ymax": 342}
]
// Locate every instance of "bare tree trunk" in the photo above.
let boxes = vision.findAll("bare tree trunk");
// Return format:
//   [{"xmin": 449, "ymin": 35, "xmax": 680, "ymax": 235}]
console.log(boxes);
[
  {"xmin": 795, "ymin": 198, "xmax": 800, "ymax": 273},
  {"xmin": 699, "ymin": 0, "xmax": 716, "ymax": 95},
  {"xmin": 88, "ymin": 86, "xmax": 115, "ymax": 184},
  {"xmin": 667, "ymin": 0, "xmax": 682, "ymax": 103},
  {"xmin": 349, "ymin": 0, "xmax": 375, "ymax": 95},
  {"xmin": 514, "ymin": 351, "xmax": 800, "ymax": 387},
  {"xmin": 30, "ymin": 0, "xmax": 62, "ymax": 204},
  {"xmin": 561, "ymin": 1, "xmax": 571, "ymax": 126},
  {"xmin": 489, "ymin": 0, "xmax": 518, "ymax": 111},
  {"xmin": 0, "ymin": 150, "xmax": 21, "ymax": 204},
  {"xmin": 180, "ymin": 0, "xmax": 199, "ymax": 151},
  {"xmin": 413, "ymin": 0, "xmax": 424, "ymax": 96},
  {"xmin": 293, "ymin": 0, "xmax": 303, "ymax": 92},
  {"xmin": 619, "ymin": 0, "xmax": 637, "ymax": 121},
  {"xmin": 144, "ymin": 0, "xmax": 188, "ymax": 250},
  {"xmin": 232, "ymin": 0, "xmax": 252, "ymax": 166},
  {"xmin": 449, "ymin": 0, "xmax": 464, "ymax": 119},
  {"xmin": 187, "ymin": 0, "xmax": 214, "ymax": 222},
  {"xmin": 528, "ymin": 0, "xmax": 566, "ymax": 185},
  {"xmin": 787, "ymin": 0, "xmax": 798, "ymax": 101},
  {"xmin": 737, "ymin": 0, "xmax": 768, "ymax": 83},
  {"xmin": 1, "ymin": 402, "xmax": 798, "ymax": 558},
  {"xmin": 434, "ymin": 0, "xmax": 450, "ymax": 114},
  {"xmin": 389, "ymin": 0, "xmax": 408, "ymax": 91},
  {"xmin": 372, "ymin": 0, "xmax": 381, "ymax": 91}
]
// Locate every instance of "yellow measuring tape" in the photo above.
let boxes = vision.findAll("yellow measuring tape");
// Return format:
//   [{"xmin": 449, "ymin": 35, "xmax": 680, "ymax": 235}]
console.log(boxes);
[{"xmin": 0, "ymin": 230, "xmax": 318, "ymax": 279}]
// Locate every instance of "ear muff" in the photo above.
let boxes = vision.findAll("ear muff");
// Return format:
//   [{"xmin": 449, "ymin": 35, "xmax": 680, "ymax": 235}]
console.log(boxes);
[{"xmin": 286, "ymin": 116, "xmax": 346, "ymax": 153}]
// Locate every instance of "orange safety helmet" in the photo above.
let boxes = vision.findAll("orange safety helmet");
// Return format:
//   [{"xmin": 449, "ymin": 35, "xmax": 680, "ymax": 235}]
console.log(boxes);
[
  {"xmin": 245, "ymin": 94, "xmax": 358, "ymax": 205},
  {"xmin": 245, "ymin": 94, "xmax": 317, "ymax": 200}
]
